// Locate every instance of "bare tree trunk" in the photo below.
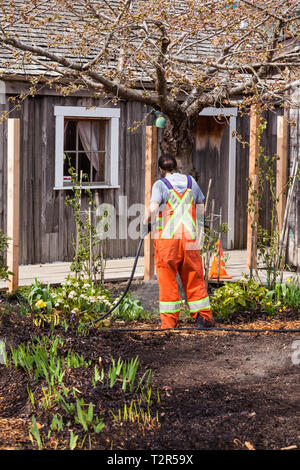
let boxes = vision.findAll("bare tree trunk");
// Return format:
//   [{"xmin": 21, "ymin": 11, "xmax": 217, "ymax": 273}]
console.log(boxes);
[{"xmin": 160, "ymin": 116, "xmax": 197, "ymax": 175}]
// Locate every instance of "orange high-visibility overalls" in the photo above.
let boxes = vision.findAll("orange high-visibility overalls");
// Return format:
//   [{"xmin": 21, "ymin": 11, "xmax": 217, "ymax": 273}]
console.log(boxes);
[{"xmin": 154, "ymin": 175, "xmax": 212, "ymax": 329}]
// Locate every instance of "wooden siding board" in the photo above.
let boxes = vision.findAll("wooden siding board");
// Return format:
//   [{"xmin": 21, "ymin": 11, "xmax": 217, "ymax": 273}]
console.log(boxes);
[
  {"xmin": 288, "ymin": 92, "xmax": 300, "ymax": 267},
  {"xmin": 192, "ymin": 123, "xmax": 230, "ymax": 249},
  {"xmin": 235, "ymin": 115, "xmax": 249, "ymax": 249},
  {"xmin": 33, "ymin": 96, "xmax": 42, "ymax": 262},
  {"xmin": 0, "ymin": 106, "xmax": 5, "ymax": 233}
]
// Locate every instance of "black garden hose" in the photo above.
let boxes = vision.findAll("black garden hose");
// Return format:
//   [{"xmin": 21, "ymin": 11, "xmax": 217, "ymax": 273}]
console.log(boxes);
[
  {"xmin": 85, "ymin": 232, "xmax": 146, "ymax": 326},
  {"xmin": 95, "ymin": 326, "xmax": 300, "ymax": 333}
]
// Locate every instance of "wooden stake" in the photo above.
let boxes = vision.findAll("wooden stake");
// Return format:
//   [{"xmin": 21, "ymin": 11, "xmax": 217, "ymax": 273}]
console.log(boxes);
[
  {"xmin": 247, "ymin": 106, "xmax": 260, "ymax": 268},
  {"xmin": 249, "ymin": 175, "xmax": 258, "ymax": 279},
  {"xmin": 204, "ymin": 178, "xmax": 212, "ymax": 216},
  {"xmin": 205, "ymin": 198, "xmax": 215, "ymax": 288},
  {"xmin": 144, "ymin": 126, "xmax": 157, "ymax": 281},
  {"xmin": 276, "ymin": 115, "xmax": 288, "ymax": 232},
  {"xmin": 217, "ymin": 206, "xmax": 222, "ymax": 285},
  {"xmin": 7, "ymin": 119, "xmax": 20, "ymax": 292}
]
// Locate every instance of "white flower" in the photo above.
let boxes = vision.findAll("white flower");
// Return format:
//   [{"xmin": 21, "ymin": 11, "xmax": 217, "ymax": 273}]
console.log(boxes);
[{"xmin": 68, "ymin": 290, "xmax": 77, "ymax": 299}]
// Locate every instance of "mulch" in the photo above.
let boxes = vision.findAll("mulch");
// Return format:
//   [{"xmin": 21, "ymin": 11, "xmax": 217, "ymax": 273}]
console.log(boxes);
[{"xmin": 0, "ymin": 303, "xmax": 299, "ymax": 450}]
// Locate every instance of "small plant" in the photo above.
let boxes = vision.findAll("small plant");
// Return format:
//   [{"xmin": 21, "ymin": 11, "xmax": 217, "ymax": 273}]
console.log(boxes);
[
  {"xmin": 112, "ymin": 292, "xmax": 145, "ymax": 322},
  {"xmin": 75, "ymin": 398, "xmax": 105, "ymax": 434},
  {"xmin": 105, "ymin": 356, "xmax": 143, "ymax": 392},
  {"xmin": 121, "ymin": 356, "xmax": 139, "ymax": 393},
  {"xmin": 92, "ymin": 364, "xmax": 104, "ymax": 388},
  {"xmin": 110, "ymin": 398, "xmax": 160, "ymax": 430},
  {"xmin": 265, "ymin": 279, "xmax": 300, "ymax": 310},
  {"xmin": 56, "ymin": 392, "xmax": 76, "ymax": 416},
  {"xmin": 50, "ymin": 414, "xmax": 64, "ymax": 432},
  {"xmin": 0, "ymin": 230, "xmax": 13, "ymax": 281},
  {"xmin": 27, "ymin": 384, "xmax": 35, "ymax": 408},
  {"xmin": 260, "ymin": 298, "xmax": 279, "ymax": 316},
  {"xmin": 64, "ymin": 164, "xmax": 109, "ymax": 283},
  {"xmin": 40, "ymin": 386, "xmax": 56, "ymax": 411},
  {"xmin": 0, "ymin": 338, "xmax": 8, "ymax": 366},
  {"xmin": 247, "ymin": 117, "xmax": 300, "ymax": 289},
  {"xmin": 28, "ymin": 278, "xmax": 54, "ymax": 313},
  {"xmin": 69, "ymin": 430, "xmax": 79, "ymax": 450},
  {"xmin": 29, "ymin": 416, "xmax": 43, "ymax": 450}
]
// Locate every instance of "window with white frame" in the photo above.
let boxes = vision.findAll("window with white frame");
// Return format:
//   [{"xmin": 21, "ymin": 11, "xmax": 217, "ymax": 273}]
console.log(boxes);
[{"xmin": 54, "ymin": 106, "xmax": 120, "ymax": 189}]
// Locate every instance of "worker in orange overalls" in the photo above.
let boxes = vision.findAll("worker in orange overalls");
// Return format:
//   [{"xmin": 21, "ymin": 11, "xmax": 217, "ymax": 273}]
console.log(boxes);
[{"xmin": 144, "ymin": 153, "xmax": 214, "ymax": 329}]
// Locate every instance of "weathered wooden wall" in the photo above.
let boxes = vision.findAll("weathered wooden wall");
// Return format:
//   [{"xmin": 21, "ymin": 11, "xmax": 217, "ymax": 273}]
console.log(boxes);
[
  {"xmin": 235, "ymin": 110, "xmax": 285, "ymax": 249},
  {"xmin": 193, "ymin": 111, "xmax": 281, "ymax": 250},
  {"xmin": 288, "ymin": 88, "xmax": 300, "ymax": 268},
  {"xmin": 0, "ymin": 92, "xmax": 147, "ymax": 264},
  {"xmin": 193, "ymin": 123, "xmax": 229, "ymax": 248},
  {"xmin": 0, "ymin": 85, "xmax": 295, "ymax": 265}
]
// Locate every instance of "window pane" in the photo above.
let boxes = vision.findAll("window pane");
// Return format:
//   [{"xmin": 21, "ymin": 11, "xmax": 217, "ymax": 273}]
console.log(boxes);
[
  {"xmin": 92, "ymin": 152, "xmax": 105, "ymax": 182},
  {"xmin": 92, "ymin": 119, "xmax": 106, "ymax": 152},
  {"xmin": 64, "ymin": 120, "xmax": 77, "ymax": 151},
  {"xmin": 63, "ymin": 118, "xmax": 107, "ymax": 185}
]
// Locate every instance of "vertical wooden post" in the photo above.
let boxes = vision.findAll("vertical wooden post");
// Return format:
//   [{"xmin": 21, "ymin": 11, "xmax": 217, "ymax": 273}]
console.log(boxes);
[
  {"xmin": 276, "ymin": 115, "xmax": 288, "ymax": 232},
  {"xmin": 144, "ymin": 126, "xmax": 157, "ymax": 281},
  {"xmin": 247, "ymin": 106, "xmax": 260, "ymax": 269},
  {"xmin": 7, "ymin": 119, "xmax": 20, "ymax": 292}
]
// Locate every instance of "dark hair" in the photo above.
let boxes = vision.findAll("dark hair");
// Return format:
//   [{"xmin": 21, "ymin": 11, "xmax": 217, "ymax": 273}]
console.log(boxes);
[{"xmin": 158, "ymin": 154, "xmax": 177, "ymax": 172}]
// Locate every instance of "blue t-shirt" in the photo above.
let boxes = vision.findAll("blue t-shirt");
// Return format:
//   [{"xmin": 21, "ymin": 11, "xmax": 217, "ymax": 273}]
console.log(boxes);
[{"xmin": 150, "ymin": 173, "xmax": 205, "ymax": 208}]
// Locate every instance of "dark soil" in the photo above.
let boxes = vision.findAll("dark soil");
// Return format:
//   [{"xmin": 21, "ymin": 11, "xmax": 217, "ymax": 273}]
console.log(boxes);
[{"xmin": 0, "ymin": 283, "xmax": 299, "ymax": 451}]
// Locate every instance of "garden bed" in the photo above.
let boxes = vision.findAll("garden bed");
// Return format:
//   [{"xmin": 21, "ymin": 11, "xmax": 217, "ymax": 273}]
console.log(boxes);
[{"xmin": 0, "ymin": 283, "xmax": 299, "ymax": 451}]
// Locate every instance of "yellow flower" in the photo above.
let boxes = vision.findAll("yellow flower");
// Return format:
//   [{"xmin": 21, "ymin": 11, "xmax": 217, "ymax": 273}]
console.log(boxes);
[
  {"xmin": 283, "ymin": 306, "xmax": 286, "ymax": 310},
  {"xmin": 287, "ymin": 278, "xmax": 291, "ymax": 283},
  {"xmin": 35, "ymin": 299, "xmax": 46, "ymax": 309},
  {"xmin": 266, "ymin": 302, "xmax": 271, "ymax": 306},
  {"xmin": 279, "ymin": 309, "xmax": 282, "ymax": 312}
]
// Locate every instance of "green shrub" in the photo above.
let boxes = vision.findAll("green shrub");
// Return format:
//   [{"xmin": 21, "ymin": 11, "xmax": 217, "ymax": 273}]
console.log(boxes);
[
  {"xmin": 28, "ymin": 278, "xmax": 55, "ymax": 313},
  {"xmin": 265, "ymin": 279, "xmax": 300, "ymax": 310},
  {"xmin": 211, "ymin": 279, "xmax": 268, "ymax": 321},
  {"xmin": 112, "ymin": 292, "xmax": 146, "ymax": 322},
  {"xmin": 27, "ymin": 276, "xmax": 113, "ymax": 323},
  {"xmin": 26, "ymin": 277, "xmax": 151, "ymax": 325},
  {"xmin": 211, "ymin": 277, "xmax": 300, "ymax": 321}
]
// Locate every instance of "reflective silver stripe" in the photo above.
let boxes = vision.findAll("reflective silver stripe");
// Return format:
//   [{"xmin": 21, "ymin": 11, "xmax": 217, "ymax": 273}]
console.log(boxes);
[
  {"xmin": 188, "ymin": 297, "xmax": 210, "ymax": 312},
  {"xmin": 160, "ymin": 301, "xmax": 181, "ymax": 313}
]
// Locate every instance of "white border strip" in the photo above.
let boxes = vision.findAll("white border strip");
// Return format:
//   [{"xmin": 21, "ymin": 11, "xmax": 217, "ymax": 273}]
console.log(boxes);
[
  {"xmin": 54, "ymin": 106, "xmax": 120, "ymax": 118},
  {"xmin": 199, "ymin": 107, "xmax": 238, "ymax": 117}
]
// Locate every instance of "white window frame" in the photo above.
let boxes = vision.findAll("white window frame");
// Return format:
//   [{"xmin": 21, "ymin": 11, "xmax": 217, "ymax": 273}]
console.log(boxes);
[{"xmin": 54, "ymin": 106, "xmax": 120, "ymax": 190}]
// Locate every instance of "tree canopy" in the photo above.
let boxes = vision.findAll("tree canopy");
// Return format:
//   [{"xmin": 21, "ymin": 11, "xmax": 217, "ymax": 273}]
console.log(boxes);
[{"xmin": 0, "ymin": 0, "xmax": 299, "ymax": 163}]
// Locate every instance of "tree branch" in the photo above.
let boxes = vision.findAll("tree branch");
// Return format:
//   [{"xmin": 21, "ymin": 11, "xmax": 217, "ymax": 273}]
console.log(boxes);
[{"xmin": 0, "ymin": 35, "xmax": 160, "ymax": 105}]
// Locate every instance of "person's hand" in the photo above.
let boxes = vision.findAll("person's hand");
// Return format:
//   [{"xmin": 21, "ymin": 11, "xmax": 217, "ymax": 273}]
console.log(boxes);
[{"xmin": 141, "ymin": 223, "xmax": 152, "ymax": 238}]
